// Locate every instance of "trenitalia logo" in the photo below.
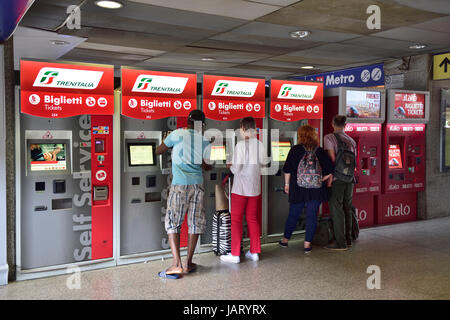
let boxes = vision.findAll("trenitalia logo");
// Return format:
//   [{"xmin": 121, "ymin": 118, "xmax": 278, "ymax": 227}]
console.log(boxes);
[
  {"xmin": 132, "ymin": 75, "xmax": 188, "ymax": 94},
  {"xmin": 33, "ymin": 67, "xmax": 103, "ymax": 89},
  {"xmin": 39, "ymin": 71, "xmax": 59, "ymax": 85},
  {"xmin": 277, "ymin": 84, "xmax": 318, "ymax": 100},
  {"xmin": 211, "ymin": 80, "xmax": 258, "ymax": 97}
]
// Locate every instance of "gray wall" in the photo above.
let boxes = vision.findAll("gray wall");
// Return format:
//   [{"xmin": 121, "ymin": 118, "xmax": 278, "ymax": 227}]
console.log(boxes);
[{"xmin": 401, "ymin": 53, "xmax": 450, "ymax": 219}]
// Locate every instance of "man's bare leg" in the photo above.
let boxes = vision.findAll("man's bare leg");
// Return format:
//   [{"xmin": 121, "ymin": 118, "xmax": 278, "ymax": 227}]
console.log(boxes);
[
  {"xmin": 166, "ymin": 233, "xmax": 183, "ymax": 274},
  {"xmin": 184, "ymin": 233, "xmax": 199, "ymax": 273}
]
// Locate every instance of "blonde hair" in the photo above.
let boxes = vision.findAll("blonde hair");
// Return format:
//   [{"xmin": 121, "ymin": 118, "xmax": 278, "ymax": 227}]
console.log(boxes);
[{"xmin": 297, "ymin": 125, "xmax": 319, "ymax": 150}]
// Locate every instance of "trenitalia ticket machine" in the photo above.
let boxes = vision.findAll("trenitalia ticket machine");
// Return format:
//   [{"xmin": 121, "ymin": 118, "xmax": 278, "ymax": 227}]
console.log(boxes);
[
  {"xmin": 17, "ymin": 60, "xmax": 114, "ymax": 277},
  {"xmin": 119, "ymin": 67, "xmax": 197, "ymax": 258},
  {"xmin": 323, "ymin": 87, "xmax": 386, "ymax": 228},
  {"xmin": 267, "ymin": 80, "xmax": 324, "ymax": 238},
  {"xmin": 376, "ymin": 90, "xmax": 430, "ymax": 225},
  {"xmin": 201, "ymin": 74, "xmax": 266, "ymax": 245}
]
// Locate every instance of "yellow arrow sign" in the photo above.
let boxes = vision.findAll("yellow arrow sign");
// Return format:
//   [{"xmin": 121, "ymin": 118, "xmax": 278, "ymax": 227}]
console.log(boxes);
[{"xmin": 434, "ymin": 52, "xmax": 450, "ymax": 80}]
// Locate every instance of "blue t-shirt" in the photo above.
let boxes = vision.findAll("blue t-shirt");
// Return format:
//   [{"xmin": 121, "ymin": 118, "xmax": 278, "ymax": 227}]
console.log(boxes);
[{"xmin": 164, "ymin": 128, "xmax": 211, "ymax": 185}]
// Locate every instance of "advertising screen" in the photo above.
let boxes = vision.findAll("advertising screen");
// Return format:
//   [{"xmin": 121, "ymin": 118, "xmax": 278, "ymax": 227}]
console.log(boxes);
[
  {"xmin": 346, "ymin": 90, "xmax": 381, "ymax": 119},
  {"xmin": 394, "ymin": 93, "xmax": 425, "ymax": 119},
  {"xmin": 272, "ymin": 141, "xmax": 291, "ymax": 162},
  {"xmin": 388, "ymin": 144, "xmax": 403, "ymax": 169},
  {"xmin": 128, "ymin": 143, "xmax": 156, "ymax": 166},
  {"xmin": 29, "ymin": 143, "xmax": 67, "ymax": 171},
  {"xmin": 210, "ymin": 145, "xmax": 227, "ymax": 161}
]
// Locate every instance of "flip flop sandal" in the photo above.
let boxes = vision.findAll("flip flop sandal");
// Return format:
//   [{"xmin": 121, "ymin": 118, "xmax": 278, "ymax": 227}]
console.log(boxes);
[{"xmin": 158, "ymin": 271, "xmax": 181, "ymax": 280}]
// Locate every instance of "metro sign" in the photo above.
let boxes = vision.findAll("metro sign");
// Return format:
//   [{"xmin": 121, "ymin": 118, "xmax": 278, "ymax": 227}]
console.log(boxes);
[
  {"xmin": 132, "ymin": 74, "xmax": 189, "ymax": 94},
  {"xmin": 32, "ymin": 67, "xmax": 104, "ymax": 89},
  {"xmin": 211, "ymin": 80, "xmax": 258, "ymax": 97}
]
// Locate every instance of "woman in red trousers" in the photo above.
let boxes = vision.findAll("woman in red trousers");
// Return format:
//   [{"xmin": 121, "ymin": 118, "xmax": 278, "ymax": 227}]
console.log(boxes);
[{"xmin": 220, "ymin": 117, "xmax": 267, "ymax": 264}]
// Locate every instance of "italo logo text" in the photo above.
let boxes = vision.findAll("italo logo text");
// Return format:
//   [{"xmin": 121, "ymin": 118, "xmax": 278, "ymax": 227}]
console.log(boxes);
[
  {"xmin": 277, "ymin": 84, "xmax": 318, "ymax": 100},
  {"xmin": 211, "ymin": 80, "xmax": 258, "ymax": 97},
  {"xmin": 33, "ymin": 67, "xmax": 103, "ymax": 89},
  {"xmin": 386, "ymin": 203, "xmax": 411, "ymax": 217},
  {"xmin": 132, "ymin": 75, "xmax": 188, "ymax": 94}
]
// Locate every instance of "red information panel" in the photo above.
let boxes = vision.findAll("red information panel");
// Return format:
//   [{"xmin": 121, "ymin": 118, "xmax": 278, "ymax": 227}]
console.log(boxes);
[
  {"xmin": 121, "ymin": 68, "xmax": 197, "ymax": 120},
  {"xmin": 20, "ymin": 60, "xmax": 114, "ymax": 118},
  {"xmin": 203, "ymin": 75, "xmax": 265, "ymax": 121},
  {"xmin": 91, "ymin": 115, "xmax": 113, "ymax": 260},
  {"xmin": 376, "ymin": 192, "xmax": 417, "ymax": 225},
  {"xmin": 270, "ymin": 80, "xmax": 323, "ymax": 122},
  {"xmin": 393, "ymin": 93, "xmax": 425, "ymax": 119}
]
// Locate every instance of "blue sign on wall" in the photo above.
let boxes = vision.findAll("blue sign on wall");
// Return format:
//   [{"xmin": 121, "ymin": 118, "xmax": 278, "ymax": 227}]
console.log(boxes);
[
  {"xmin": 0, "ymin": 0, "xmax": 34, "ymax": 41},
  {"xmin": 295, "ymin": 63, "xmax": 384, "ymax": 88}
]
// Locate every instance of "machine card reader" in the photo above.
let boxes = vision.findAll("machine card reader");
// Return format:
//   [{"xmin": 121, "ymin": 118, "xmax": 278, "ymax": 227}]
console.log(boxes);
[{"xmin": 94, "ymin": 186, "xmax": 108, "ymax": 201}]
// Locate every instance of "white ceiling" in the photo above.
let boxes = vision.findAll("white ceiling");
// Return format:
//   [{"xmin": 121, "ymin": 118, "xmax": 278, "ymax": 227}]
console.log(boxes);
[{"xmin": 14, "ymin": 0, "xmax": 450, "ymax": 78}]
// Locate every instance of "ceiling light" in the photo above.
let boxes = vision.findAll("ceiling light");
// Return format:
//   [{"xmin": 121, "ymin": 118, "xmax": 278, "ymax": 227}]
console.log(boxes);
[
  {"xmin": 409, "ymin": 44, "xmax": 427, "ymax": 49},
  {"xmin": 95, "ymin": 1, "xmax": 123, "ymax": 9},
  {"xmin": 51, "ymin": 40, "xmax": 69, "ymax": 46},
  {"xmin": 301, "ymin": 66, "xmax": 315, "ymax": 69},
  {"xmin": 289, "ymin": 30, "xmax": 310, "ymax": 39},
  {"xmin": 201, "ymin": 57, "xmax": 216, "ymax": 61}
]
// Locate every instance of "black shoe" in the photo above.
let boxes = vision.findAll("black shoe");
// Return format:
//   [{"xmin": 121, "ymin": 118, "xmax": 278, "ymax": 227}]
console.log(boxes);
[
  {"xmin": 279, "ymin": 241, "xmax": 288, "ymax": 248},
  {"xmin": 346, "ymin": 239, "xmax": 352, "ymax": 247},
  {"xmin": 304, "ymin": 247, "xmax": 312, "ymax": 254},
  {"xmin": 324, "ymin": 243, "xmax": 348, "ymax": 251}
]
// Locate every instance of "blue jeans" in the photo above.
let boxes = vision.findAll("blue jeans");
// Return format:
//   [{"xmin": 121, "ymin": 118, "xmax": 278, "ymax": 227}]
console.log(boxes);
[{"xmin": 283, "ymin": 200, "xmax": 322, "ymax": 243}]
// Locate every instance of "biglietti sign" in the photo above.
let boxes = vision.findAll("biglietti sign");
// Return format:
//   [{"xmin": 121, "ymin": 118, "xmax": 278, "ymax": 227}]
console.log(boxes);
[
  {"xmin": 203, "ymin": 75, "xmax": 265, "ymax": 121},
  {"xmin": 20, "ymin": 60, "xmax": 114, "ymax": 118},
  {"xmin": 122, "ymin": 68, "xmax": 196, "ymax": 120},
  {"xmin": 270, "ymin": 80, "xmax": 323, "ymax": 122}
]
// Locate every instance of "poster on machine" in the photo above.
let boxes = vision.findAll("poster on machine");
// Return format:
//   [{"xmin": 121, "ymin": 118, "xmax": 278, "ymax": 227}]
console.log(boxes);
[
  {"xmin": 393, "ymin": 92, "xmax": 426, "ymax": 119},
  {"xmin": 203, "ymin": 75, "xmax": 265, "ymax": 121},
  {"xmin": 121, "ymin": 68, "xmax": 197, "ymax": 120},
  {"xmin": 270, "ymin": 80, "xmax": 323, "ymax": 122},
  {"xmin": 20, "ymin": 59, "xmax": 114, "ymax": 118}
]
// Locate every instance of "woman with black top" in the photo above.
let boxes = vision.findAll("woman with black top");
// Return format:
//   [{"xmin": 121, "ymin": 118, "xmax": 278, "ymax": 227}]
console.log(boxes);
[{"xmin": 279, "ymin": 125, "xmax": 334, "ymax": 253}]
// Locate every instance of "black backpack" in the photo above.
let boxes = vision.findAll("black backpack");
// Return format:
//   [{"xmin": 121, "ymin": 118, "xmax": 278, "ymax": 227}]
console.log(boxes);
[{"xmin": 333, "ymin": 133, "xmax": 356, "ymax": 183}]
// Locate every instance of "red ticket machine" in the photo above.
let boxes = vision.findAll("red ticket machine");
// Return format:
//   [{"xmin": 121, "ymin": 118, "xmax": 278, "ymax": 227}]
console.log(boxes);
[
  {"xmin": 377, "ymin": 90, "xmax": 430, "ymax": 225},
  {"xmin": 323, "ymin": 87, "xmax": 386, "ymax": 228}
]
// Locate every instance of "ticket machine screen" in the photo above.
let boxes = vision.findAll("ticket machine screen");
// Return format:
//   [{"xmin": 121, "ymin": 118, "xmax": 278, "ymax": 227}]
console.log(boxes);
[
  {"xmin": 345, "ymin": 90, "xmax": 381, "ymax": 119},
  {"xmin": 128, "ymin": 143, "xmax": 156, "ymax": 166},
  {"xmin": 29, "ymin": 143, "xmax": 67, "ymax": 171},
  {"xmin": 388, "ymin": 144, "xmax": 403, "ymax": 169},
  {"xmin": 272, "ymin": 141, "xmax": 291, "ymax": 162},
  {"xmin": 210, "ymin": 145, "xmax": 227, "ymax": 161}
]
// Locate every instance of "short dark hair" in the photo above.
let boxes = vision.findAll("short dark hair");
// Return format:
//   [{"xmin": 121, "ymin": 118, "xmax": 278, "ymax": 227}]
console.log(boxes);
[
  {"xmin": 240, "ymin": 117, "xmax": 256, "ymax": 131},
  {"xmin": 333, "ymin": 115, "xmax": 347, "ymax": 128},
  {"xmin": 187, "ymin": 110, "xmax": 205, "ymax": 126}
]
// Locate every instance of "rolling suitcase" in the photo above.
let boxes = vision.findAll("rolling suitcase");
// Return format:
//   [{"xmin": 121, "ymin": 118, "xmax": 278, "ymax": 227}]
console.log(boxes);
[{"xmin": 212, "ymin": 174, "xmax": 232, "ymax": 255}]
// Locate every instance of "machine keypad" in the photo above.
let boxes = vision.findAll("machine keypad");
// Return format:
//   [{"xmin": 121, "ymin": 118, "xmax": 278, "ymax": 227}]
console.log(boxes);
[
  {"xmin": 53, "ymin": 180, "xmax": 66, "ymax": 194},
  {"xmin": 132, "ymin": 177, "xmax": 140, "ymax": 185},
  {"xmin": 35, "ymin": 182, "xmax": 45, "ymax": 192}
]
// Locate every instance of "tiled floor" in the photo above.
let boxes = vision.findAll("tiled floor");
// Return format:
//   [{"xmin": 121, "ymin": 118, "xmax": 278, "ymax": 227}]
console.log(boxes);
[{"xmin": 1, "ymin": 217, "xmax": 449, "ymax": 300}]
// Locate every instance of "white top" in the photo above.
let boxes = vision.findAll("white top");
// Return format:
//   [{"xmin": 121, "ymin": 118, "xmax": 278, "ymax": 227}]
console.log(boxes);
[{"xmin": 230, "ymin": 138, "xmax": 267, "ymax": 197}]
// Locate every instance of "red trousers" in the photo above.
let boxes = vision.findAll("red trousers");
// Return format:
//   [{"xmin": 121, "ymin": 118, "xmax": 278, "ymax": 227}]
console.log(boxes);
[{"xmin": 231, "ymin": 193, "xmax": 261, "ymax": 256}]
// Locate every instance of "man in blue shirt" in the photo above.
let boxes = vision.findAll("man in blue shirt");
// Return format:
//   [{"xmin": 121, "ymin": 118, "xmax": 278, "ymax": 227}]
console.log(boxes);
[{"xmin": 156, "ymin": 110, "xmax": 212, "ymax": 277}]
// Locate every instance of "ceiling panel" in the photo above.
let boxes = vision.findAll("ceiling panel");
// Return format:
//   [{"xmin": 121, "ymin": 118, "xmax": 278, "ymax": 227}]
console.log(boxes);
[
  {"xmin": 257, "ymin": 0, "xmax": 444, "ymax": 35},
  {"xmin": 209, "ymin": 67, "xmax": 293, "ymax": 78},
  {"xmin": 225, "ymin": 21, "xmax": 360, "ymax": 42},
  {"xmin": 190, "ymin": 39, "xmax": 294, "ymax": 55},
  {"xmin": 373, "ymin": 27, "xmax": 450, "ymax": 46},
  {"xmin": 128, "ymin": 0, "xmax": 283, "ymax": 20},
  {"xmin": 269, "ymin": 54, "xmax": 357, "ymax": 67},
  {"xmin": 168, "ymin": 47, "xmax": 271, "ymax": 64},
  {"xmin": 13, "ymin": 27, "xmax": 86, "ymax": 70},
  {"xmin": 136, "ymin": 56, "xmax": 238, "ymax": 69},
  {"xmin": 210, "ymin": 33, "xmax": 321, "ymax": 49},
  {"xmin": 409, "ymin": 16, "xmax": 450, "ymax": 34},
  {"xmin": 61, "ymin": 48, "xmax": 151, "ymax": 67},
  {"xmin": 76, "ymin": 42, "xmax": 165, "ymax": 57},
  {"xmin": 60, "ymin": 27, "xmax": 194, "ymax": 51},
  {"xmin": 391, "ymin": 0, "xmax": 450, "ymax": 14}
]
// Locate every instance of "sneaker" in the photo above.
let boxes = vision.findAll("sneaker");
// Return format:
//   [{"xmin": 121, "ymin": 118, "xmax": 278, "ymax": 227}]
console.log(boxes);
[
  {"xmin": 304, "ymin": 247, "xmax": 312, "ymax": 254},
  {"xmin": 245, "ymin": 251, "xmax": 259, "ymax": 262},
  {"xmin": 220, "ymin": 253, "xmax": 240, "ymax": 264},
  {"xmin": 324, "ymin": 243, "xmax": 348, "ymax": 251},
  {"xmin": 278, "ymin": 241, "xmax": 288, "ymax": 248},
  {"xmin": 346, "ymin": 239, "xmax": 352, "ymax": 247}
]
